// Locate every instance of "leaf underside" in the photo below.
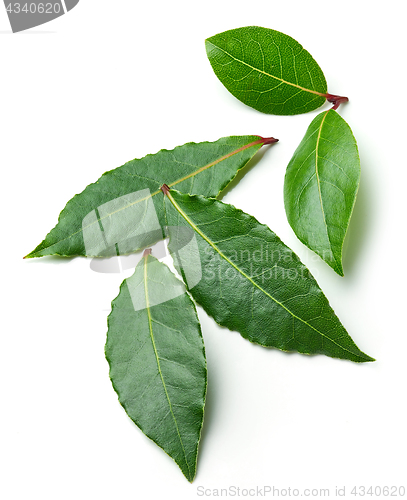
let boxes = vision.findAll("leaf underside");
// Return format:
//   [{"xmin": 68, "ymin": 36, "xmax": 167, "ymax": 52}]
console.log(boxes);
[
  {"xmin": 106, "ymin": 253, "xmax": 207, "ymax": 482},
  {"xmin": 206, "ymin": 26, "xmax": 327, "ymax": 115},
  {"xmin": 284, "ymin": 109, "xmax": 360, "ymax": 276},
  {"xmin": 164, "ymin": 190, "xmax": 373, "ymax": 363},
  {"xmin": 25, "ymin": 135, "xmax": 266, "ymax": 259}
]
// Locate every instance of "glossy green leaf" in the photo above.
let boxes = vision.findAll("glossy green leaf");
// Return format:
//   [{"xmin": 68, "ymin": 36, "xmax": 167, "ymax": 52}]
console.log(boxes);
[
  {"xmin": 206, "ymin": 26, "xmax": 328, "ymax": 115},
  {"xmin": 163, "ymin": 188, "xmax": 373, "ymax": 363},
  {"xmin": 284, "ymin": 109, "xmax": 360, "ymax": 276},
  {"xmin": 25, "ymin": 135, "xmax": 275, "ymax": 259},
  {"xmin": 105, "ymin": 251, "xmax": 207, "ymax": 482}
]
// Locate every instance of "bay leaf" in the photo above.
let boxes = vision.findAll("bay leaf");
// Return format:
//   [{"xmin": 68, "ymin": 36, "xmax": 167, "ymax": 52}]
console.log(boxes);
[
  {"xmin": 25, "ymin": 135, "xmax": 276, "ymax": 259},
  {"xmin": 105, "ymin": 250, "xmax": 207, "ymax": 482},
  {"xmin": 206, "ymin": 26, "xmax": 332, "ymax": 115},
  {"xmin": 284, "ymin": 109, "xmax": 360, "ymax": 276},
  {"xmin": 163, "ymin": 188, "xmax": 373, "ymax": 363}
]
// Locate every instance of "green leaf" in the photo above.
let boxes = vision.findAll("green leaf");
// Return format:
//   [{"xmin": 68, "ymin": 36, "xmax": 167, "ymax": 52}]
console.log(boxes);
[
  {"xmin": 105, "ymin": 250, "xmax": 207, "ymax": 482},
  {"xmin": 25, "ymin": 135, "xmax": 275, "ymax": 259},
  {"xmin": 284, "ymin": 109, "xmax": 360, "ymax": 276},
  {"xmin": 205, "ymin": 26, "xmax": 328, "ymax": 115},
  {"xmin": 163, "ymin": 188, "xmax": 373, "ymax": 363}
]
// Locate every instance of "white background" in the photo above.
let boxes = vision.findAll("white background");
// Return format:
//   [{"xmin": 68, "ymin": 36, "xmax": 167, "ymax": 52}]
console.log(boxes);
[{"xmin": 1, "ymin": 1, "xmax": 406, "ymax": 498}]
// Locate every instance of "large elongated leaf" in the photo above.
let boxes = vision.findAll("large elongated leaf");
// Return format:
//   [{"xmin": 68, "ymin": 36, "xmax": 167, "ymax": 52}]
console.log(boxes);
[
  {"xmin": 284, "ymin": 109, "xmax": 360, "ymax": 276},
  {"xmin": 206, "ymin": 26, "xmax": 329, "ymax": 115},
  {"xmin": 163, "ymin": 188, "xmax": 373, "ymax": 363},
  {"xmin": 25, "ymin": 135, "xmax": 276, "ymax": 259},
  {"xmin": 105, "ymin": 250, "xmax": 207, "ymax": 482}
]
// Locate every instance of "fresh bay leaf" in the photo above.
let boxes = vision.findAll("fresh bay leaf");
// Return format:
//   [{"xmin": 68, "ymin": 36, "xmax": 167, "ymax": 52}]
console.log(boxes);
[
  {"xmin": 162, "ymin": 188, "xmax": 373, "ymax": 363},
  {"xmin": 206, "ymin": 26, "xmax": 330, "ymax": 115},
  {"xmin": 25, "ymin": 135, "xmax": 276, "ymax": 259},
  {"xmin": 105, "ymin": 250, "xmax": 207, "ymax": 482},
  {"xmin": 284, "ymin": 109, "xmax": 360, "ymax": 276}
]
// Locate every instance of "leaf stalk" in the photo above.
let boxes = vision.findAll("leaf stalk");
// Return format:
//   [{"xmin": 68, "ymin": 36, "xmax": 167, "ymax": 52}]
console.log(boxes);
[{"xmin": 259, "ymin": 136, "xmax": 279, "ymax": 145}]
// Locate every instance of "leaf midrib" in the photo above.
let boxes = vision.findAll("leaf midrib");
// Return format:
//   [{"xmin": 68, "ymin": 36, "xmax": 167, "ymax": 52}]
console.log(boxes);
[
  {"xmin": 29, "ymin": 138, "xmax": 264, "ymax": 257},
  {"xmin": 143, "ymin": 254, "xmax": 192, "ymax": 480},
  {"xmin": 167, "ymin": 191, "xmax": 364, "ymax": 360},
  {"xmin": 207, "ymin": 41, "xmax": 326, "ymax": 98},
  {"xmin": 315, "ymin": 111, "xmax": 339, "ymax": 269}
]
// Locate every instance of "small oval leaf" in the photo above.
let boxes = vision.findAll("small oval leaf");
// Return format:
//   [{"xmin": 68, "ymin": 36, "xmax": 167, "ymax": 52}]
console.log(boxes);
[
  {"xmin": 284, "ymin": 109, "xmax": 360, "ymax": 276},
  {"xmin": 206, "ymin": 26, "xmax": 328, "ymax": 115},
  {"xmin": 164, "ymin": 189, "xmax": 373, "ymax": 363},
  {"xmin": 106, "ymin": 251, "xmax": 207, "ymax": 482}
]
